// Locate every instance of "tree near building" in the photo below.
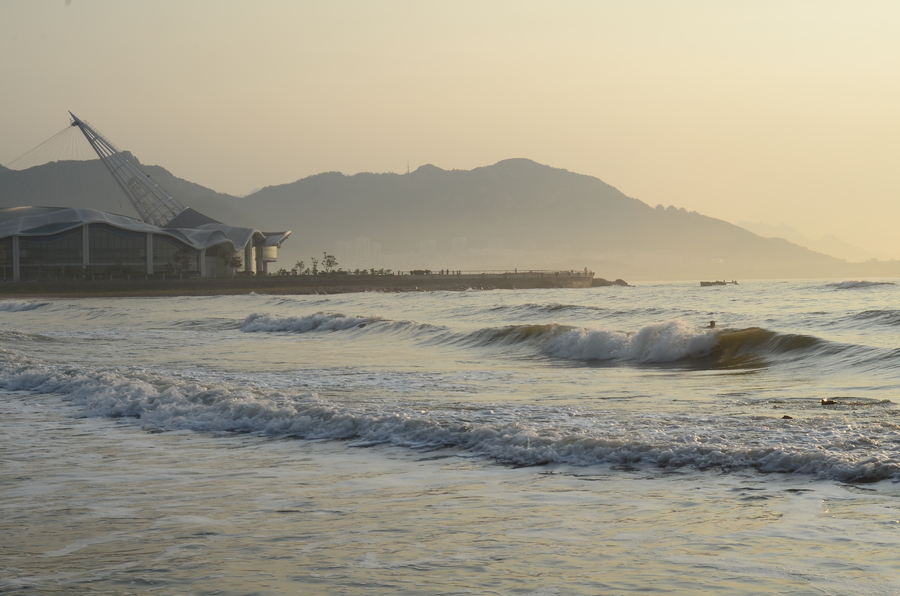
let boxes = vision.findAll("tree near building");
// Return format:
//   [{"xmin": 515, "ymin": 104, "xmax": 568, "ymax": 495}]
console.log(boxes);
[
  {"xmin": 172, "ymin": 249, "xmax": 193, "ymax": 276},
  {"xmin": 322, "ymin": 252, "xmax": 337, "ymax": 274},
  {"xmin": 220, "ymin": 251, "xmax": 243, "ymax": 276}
]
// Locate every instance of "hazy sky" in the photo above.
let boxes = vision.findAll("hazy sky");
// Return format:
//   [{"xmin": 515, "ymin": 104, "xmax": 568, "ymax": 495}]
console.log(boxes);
[{"xmin": 3, "ymin": 1, "xmax": 900, "ymax": 256}]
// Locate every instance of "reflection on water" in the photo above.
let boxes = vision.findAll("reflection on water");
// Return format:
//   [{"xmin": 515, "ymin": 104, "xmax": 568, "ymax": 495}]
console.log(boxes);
[{"xmin": 3, "ymin": 396, "xmax": 900, "ymax": 595}]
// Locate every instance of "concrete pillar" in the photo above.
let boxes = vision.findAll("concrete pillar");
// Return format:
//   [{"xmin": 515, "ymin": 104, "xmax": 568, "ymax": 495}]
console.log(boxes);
[
  {"xmin": 146, "ymin": 233, "xmax": 153, "ymax": 275},
  {"xmin": 199, "ymin": 247, "xmax": 207, "ymax": 278},
  {"xmin": 82, "ymin": 224, "xmax": 90, "ymax": 271},
  {"xmin": 245, "ymin": 244, "xmax": 255, "ymax": 274}
]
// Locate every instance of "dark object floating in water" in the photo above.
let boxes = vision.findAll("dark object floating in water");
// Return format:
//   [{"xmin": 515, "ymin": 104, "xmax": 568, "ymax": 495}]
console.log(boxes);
[
  {"xmin": 821, "ymin": 398, "xmax": 837, "ymax": 405},
  {"xmin": 700, "ymin": 280, "xmax": 738, "ymax": 287}
]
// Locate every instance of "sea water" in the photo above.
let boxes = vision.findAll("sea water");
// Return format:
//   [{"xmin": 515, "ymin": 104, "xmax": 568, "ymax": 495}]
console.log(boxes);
[{"xmin": 2, "ymin": 280, "xmax": 900, "ymax": 595}]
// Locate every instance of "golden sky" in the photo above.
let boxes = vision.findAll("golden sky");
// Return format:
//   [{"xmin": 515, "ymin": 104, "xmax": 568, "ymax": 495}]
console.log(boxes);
[{"xmin": 3, "ymin": 1, "xmax": 899, "ymax": 256}]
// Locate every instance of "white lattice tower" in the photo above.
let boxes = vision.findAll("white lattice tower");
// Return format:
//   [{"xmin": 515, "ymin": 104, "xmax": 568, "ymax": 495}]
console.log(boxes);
[{"xmin": 69, "ymin": 112, "xmax": 185, "ymax": 227}]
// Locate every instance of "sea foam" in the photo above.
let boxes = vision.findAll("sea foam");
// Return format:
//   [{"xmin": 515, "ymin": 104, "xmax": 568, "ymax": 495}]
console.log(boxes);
[
  {"xmin": 3, "ymin": 350, "xmax": 896, "ymax": 483},
  {"xmin": 0, "ymin": 300, "xmax": 48, "ymax": 312}
]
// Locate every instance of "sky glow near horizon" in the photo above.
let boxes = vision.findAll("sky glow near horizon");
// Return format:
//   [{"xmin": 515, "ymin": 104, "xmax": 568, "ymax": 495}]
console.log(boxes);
[{"xmin": 2, "ymin": 1, "xmax": 900, "ymax": 257}]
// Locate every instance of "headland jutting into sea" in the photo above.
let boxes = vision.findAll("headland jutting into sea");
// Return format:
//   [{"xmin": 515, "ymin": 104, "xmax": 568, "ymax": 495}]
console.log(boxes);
[{"xmin": 0, "ymin": 269, "xmax": 625, "ymax": 298}]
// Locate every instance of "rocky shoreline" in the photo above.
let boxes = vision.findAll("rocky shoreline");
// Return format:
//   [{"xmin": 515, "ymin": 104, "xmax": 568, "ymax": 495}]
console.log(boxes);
[{"xmin": 591, "ymin": 278, "xmax": 631, "ymax": 287}]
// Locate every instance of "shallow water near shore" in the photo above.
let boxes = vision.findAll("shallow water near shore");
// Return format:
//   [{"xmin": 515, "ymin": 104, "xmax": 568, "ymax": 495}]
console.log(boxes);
[{"xmin": 3, "ymin": 280, "xmax": 900, "ymax": 594}]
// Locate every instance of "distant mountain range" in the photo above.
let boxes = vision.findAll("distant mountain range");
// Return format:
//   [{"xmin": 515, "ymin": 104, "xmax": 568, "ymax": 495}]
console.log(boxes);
[
  {"xmin": 0, "ymin": 154, "xmax": 265, "ymax": 232},
  {"xmin": 738, "ymin": 221, "xmax": 878, "ymax": 263},
  {"xmin": 1, "ymin": 157, "xmax": 896, "ymax": 280}
]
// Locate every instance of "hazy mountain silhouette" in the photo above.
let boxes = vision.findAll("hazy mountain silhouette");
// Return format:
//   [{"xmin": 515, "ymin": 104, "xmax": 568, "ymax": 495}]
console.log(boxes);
[
  {"xmin": 2, "ymin": 156, "xmax": 896, "ymax": 279},
  {"xmin": 738, "ymin": 221, "xmax": 878, "ymax": 263},
  {"xmin": 230, "ymin": 159, "xmax": 854, "ymax": 279},
  {"xmin": 0, "ymin": 155, "xmax": 265, "ymax": 230}
]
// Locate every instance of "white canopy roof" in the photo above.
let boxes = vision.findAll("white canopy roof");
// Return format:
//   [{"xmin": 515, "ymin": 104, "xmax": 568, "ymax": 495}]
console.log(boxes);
[{"xmin": 0, "ymin": 207, "xmax": 290, "ymax": 252}]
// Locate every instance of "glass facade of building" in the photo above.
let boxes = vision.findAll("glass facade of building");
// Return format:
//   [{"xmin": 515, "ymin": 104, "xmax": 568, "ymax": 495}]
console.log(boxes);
[
  {"xmin": 18, "ymin": 228, "xmax": 84, "ymax": 281},
  {"xmin": 0, "ymin": 207, "xmax": 285, "ymax": 281},
  {"xmin": 0, "ymin": 238, "xmax": 12, "ymax": 281},
  {"xmin": 153, "ymin": 234, "xmax": 199, "ymax": 275},
  {"xmin": 88, "ymin": 224, "xmax": 146, "ymax": 275}
]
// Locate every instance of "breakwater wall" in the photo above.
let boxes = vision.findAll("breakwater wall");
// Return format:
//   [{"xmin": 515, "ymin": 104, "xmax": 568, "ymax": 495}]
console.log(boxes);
[{"xmin": 0, "ymin": 270, "xmax": 595, "ymax": 298}]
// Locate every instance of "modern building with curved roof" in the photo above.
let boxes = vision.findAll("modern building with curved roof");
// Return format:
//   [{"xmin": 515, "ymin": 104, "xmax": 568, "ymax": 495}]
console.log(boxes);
[
  {"xmin": 0, "ymin": 206, "xmax": 290, "ymax": 281},
  {"xmin": 0, "ymin": 113, "xmax": 291, "ymax": 281}
]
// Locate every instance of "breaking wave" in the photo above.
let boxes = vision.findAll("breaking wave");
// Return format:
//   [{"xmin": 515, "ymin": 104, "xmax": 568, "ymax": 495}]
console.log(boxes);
[
  {"xmin": 457, "ymin": 320, "xmax": 716, "ymax": 363},
  {"xmin": 241, "ymin": 312, "xmax": 381, "ymax": 333},
  {"xmin": 457, "ymin": 320, "xmax": 843, "ymax": 367},
  {"xmin": 0, "ymin": 329, "xmax": 53, "ymax": 343},
  {"xmin": 853, "ymin": 310, "xmax": 900, "ymax": 327},
  {"xmin": 237, "ymin": 312, "xmax": 859, "ymax": 368},
  {"xmin": 1, "ymin": 351, "xmax": 897, "ymax": 483},
  {"xmin": 0, "ymin": 300, "xmax": 49, "ymax": 312},
  {"xmin": 542, "ymin": 320, "xmax": 717, "ymax": 362},
  {"xmin": 828, "ymin": 280, "xmax": 896, "ymax": 290}
]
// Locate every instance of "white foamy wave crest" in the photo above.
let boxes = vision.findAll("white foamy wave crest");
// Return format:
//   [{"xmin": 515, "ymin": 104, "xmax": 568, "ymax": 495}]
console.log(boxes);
[
  {"xmin": 543, "ymin": 320, "xmax": 717, "ymax": 362},
  {"xmin": 0, "ymin": 300, "xmax": 48, "ymax": 312},
  {"xmin": 0, "ymin": 330, "xmax": 48, "ymax": 343},
  {"xmin": 0, "ymin": 354, "xmax": 308, "ymax": 433},
  {"xmin": 828, "ymin": 280, "xmax": 895, "ymax": 290},
  {"xmin": 241, "ymin": 312, "xmax": 380, "ymax": 333},
  {"xmin": 1, "ymin": 355, "xmax": 898, "ymax": 483}
]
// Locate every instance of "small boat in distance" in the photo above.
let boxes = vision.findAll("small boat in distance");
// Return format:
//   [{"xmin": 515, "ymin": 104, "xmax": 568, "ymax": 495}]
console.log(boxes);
[{"xmin": 700, "ymin": 280, "xmax": 738, "ymax": 287}]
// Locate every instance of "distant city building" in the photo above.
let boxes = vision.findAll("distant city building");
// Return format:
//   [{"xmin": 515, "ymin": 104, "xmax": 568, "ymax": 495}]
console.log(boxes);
[
  {"xmin": 451, "ymin": 237, "xmax": 468, "ymax": 254},
  {"xmin": 335, "ymin": 236, "xmax": 382, "ymax": 263}
]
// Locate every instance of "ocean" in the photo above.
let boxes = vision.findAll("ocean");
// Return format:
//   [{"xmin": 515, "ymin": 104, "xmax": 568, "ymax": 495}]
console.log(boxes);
[{"xmin": 2, "ymin": 279, "xmax": 900, "ymax": 595}]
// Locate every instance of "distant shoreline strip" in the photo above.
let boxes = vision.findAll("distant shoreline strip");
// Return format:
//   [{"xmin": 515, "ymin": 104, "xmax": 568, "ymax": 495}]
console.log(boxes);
[{"xmin": 0, "ymin": 271, "xmax": 597, "ymax": 298}]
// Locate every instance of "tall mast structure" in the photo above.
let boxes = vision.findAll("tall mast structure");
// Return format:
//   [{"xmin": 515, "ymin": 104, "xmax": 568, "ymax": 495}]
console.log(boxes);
[{"xmin": 69, "ymin": 112, "xmax": 186, "ymax": 227}]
